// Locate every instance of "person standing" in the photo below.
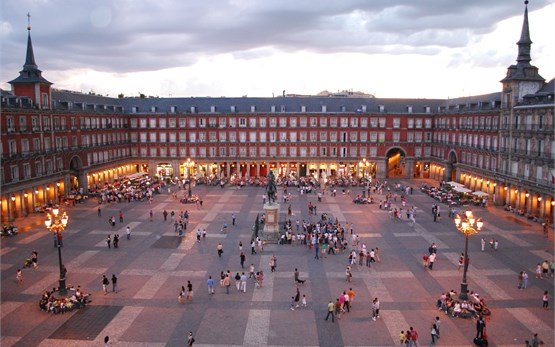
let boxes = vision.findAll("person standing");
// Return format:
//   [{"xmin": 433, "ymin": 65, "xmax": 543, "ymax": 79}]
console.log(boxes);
[
  {"xmin": 217, "ymin": 243, "xmax": 223, "ymax": 258},
  {"xmin": 240, "ymin": 252, "xmax": 246, "ymax": 269},
  {"xmin": 149, "ymin": 210, "xmax": 153, "ymax": 222},
  {"xmin": 523, "ymin": 271, "xmax": 529, "ymax": 289},
  {"xmin": 251, "ymin": 240, "xmax": 257, "ymax": 255},
  {"xmin": 458, "ymin": 253, "xmax": 464, "ymax": 271},
  {"xmin": 325, "ymin": 300, "xmax": 335, "ymax": 322},
  {"xmin": 223, "ymin": 274, "xmax": 231, "ymax": 294},
  {"xmin": 163, "ymin": 209, "xmax": 168, "ymax": 221},
  {"xmin": 126, "ymin": 226, "xmax": 131, "ymax": 240},
  {"xmin": 186, "ymin": 280, "xmax": 193, "ymax": 301},
  {"xmin": 476, "ymin": 316, "xmax": 486, "ymax": 339},
  {"xmin": 232, "ymin": 213, "xmax": 236, "ymax": 226},
  {"xmin": 111, "ymin": 274, "xmax": 118, "ymax": 293},
  {"xmin": 16, "ymin": 269, "xmax": 23, "ymax": 286},
  {"xmin": 187, "ymin": 331, "xmax": 195, "ymax": 346},
  {"xmin": 31, "ymin": 250, "xmax": 39, "ymax": 268},
  {"xmin": 207, "ymin": 275, "xmax": 215, "ymax": 295},
  {"xmin": 294, "ymin": 287, "xmax": 301, "ymax": 308},
  {"xmin": 302, "ymin": 294, "xmax": 307, "ymax": 308},
  {"xmin": 542, "ymin": 291, "xmax": 549, "ymax": 310},
  {"xmin": 480, "ymin": 237, "xmax": 486, "ymax": 252},
  {"xmin": 98, "ymin": 206, "xmax": 102, "ymax": 217},
  {"xmin": 269, "ymin": 256, "xmax": 276, "ymax": 272},
  {"xmin": 113, "ymin": 234, "xmax": 119, "ymax": 248},
  {"xmin": 235, "ymin": 272, "xmax": 241, "ymax": 291},
  {"xmin": 102, "ymin": 275, "xmax": 109, "ymax": 295},
  {"xmin": 249, "ymin": 264, "xmax": 255, "ymax": 279},
  {"xmin": 119, "ymin": 211, "xmax": 124, "ymax": 223},
  {"xmin": 106, "ymin": 235, "xmax": 111, "ymax": 249},
  {"xmin": 422, "ymin": 253, "xmax": 429, "ymax": 269}
]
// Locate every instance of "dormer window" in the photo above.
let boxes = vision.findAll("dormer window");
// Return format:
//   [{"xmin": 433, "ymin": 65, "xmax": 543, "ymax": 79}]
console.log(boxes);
[
  {"xmin": 378, "ymin": 105, "xmax": 385, "ymax": 112},
  {"xmin": 321, "ymin": 105, "xmax": 327, "ymax": 112},
  {"xmin": 151, "ymin": 106, "xmax": 157, "ymax": 112},
  {"xmin": 407, "ymin": 106, "xmax": 413, "ymax": 113},
  {"xmin": 170, "ymin": 106, "xmax": 177, "ymax": 113},
  {"xmin": 210, "ymin": 105, "xmax": 216, "ymax": 113}
]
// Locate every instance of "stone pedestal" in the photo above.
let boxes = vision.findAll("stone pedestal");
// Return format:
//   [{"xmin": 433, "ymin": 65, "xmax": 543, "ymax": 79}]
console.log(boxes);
[{"xmin": 262, "ymin": 203, "xmax": 280, "ymax": 242}]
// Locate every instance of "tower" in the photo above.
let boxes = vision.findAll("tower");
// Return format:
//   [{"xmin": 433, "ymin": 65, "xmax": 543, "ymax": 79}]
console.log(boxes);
[
  {"xmin": 8, "ymin": 13, "xmax": 52, "ymax": 109},
  {"xmin": 500, "ymin": 1, "xmax": 545, "ymax": 107}
]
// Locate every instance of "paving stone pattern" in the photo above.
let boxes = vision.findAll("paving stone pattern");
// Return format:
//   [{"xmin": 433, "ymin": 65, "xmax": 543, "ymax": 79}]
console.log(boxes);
[{"xmin": 0, "ymin": 178, "xmax": 553, "ymax": 346}]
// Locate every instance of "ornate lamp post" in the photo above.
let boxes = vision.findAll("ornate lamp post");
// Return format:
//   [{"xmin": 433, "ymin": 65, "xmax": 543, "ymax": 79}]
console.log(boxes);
[
  {"xmin": 454, "ymin": 210, "xmax": 483, "ymax": 300},
  {"xmin": 45, "ymin": 208, "xmax": 69, "ymax": 294}
]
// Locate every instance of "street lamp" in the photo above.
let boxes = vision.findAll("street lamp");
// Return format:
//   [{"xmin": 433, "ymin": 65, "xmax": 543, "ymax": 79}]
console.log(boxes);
[
  {"xmin": 45, "ymin": 208, "xmax": 69, "ymax": 294},
  {"xmin": 454, "ymin": 210, "xmax": 483, "ymax": 300}
]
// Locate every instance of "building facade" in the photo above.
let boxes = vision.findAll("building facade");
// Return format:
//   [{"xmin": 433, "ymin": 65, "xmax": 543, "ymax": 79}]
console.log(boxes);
[{"xmin": 1, "ymin": 3, "xmax": 553, "ymax": 223}]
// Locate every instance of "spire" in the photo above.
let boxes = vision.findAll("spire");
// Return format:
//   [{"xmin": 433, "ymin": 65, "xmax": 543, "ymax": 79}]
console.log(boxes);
[
  {"xmin": 8, "ymin": 12, "xmax": 52, "ymax": 86},
  {"xmin": 516, "ymin": 1, "xmax": 532, "ymax": 65},
  {"xmin": 24, "ymin": 12, "xmax": 37, "ymax": 68}
]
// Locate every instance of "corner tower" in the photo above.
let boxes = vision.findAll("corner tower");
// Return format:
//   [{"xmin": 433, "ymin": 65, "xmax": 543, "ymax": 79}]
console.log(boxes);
[
  {"xmin": 8, "ymin": 13, "xmax": 52, "ymax": 109},
  {"xmin": 501, "ymin": 1, "xmax": 545, "ymax": 107}
]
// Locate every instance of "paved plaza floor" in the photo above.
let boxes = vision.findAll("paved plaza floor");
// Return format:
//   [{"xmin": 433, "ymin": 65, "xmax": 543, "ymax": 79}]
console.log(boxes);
[{"xmin": 1, "ymin": 180, "xmax": 553, "ymax": 346}]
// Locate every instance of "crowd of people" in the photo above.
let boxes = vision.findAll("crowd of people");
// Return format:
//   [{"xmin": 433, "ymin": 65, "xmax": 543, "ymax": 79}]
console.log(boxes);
[{"xmin": 39, "ymin": 286, "xmax": 91, "ymax": 314}]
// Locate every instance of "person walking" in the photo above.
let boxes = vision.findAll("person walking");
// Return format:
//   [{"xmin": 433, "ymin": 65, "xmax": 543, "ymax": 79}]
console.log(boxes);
[
  {"xmin": 31, "ymin": 250, "xmax": 39, "ymax": 268},
  {"xmin": 346, "ymin": 265, "xmax": 352, "ymax": 282},
  {"xmin": 102, "ymin": 275, "xmax": 109, "ymax": 295},
  {"xmin": 235, "ymin": 272, "xmax": 241, "ymax": 291},
  {"xmin": 269, "ymin": 255, "xmax": 276, "ymax": 272},
  {"xmin": 434, "ymin": 316, "xmax": 441, "ymax": 338},
  {"xmin": 113, "ymin": 234, "xmax": 119, "ymax": 248},
  {"xmin": 250, "ymin": 240, "xmax": 257, "ymax": 255},
  {"xmin": 542, "ymin": 291, "xmax": 549, "ymax": 310},
  {"xmin": 249, "ymin": 264, "xmax": 255, "ymax": 279},
  {"xmin": 428, "ymin": 252, "xmax": 436, "ymax": 270},
  {"xmin": 106, "ymin": 235, "xmax": 111, "ymax": 249},
  {"xmin": 294, "ymin": 268, "xmax": 305, "ymax": 284},
  {"xmin": 481, "ymin": 237, "xmax": 486, "ymax": 252},
  {"xmin": 217, "ymin": 243, "xmax": 223, "ymax": 258},
  {"xmin": 149, "ymin": 210, "xmax": 153, "ymax": 222},
  {"xmin": 163, "ymin": 209, "xmax": 168, "ymax": 221},
  {"xmin": 294, "ymin": 287, "xmax": 301, "ymax": 308},
  {"xmin": 178, "ymin": 287, "xmax": 184, "ymax": 304},
  {"xmin": 98, "ymin": 206, "xmax": 102, "ymax": 217},
  {"xmin": 240, "ymin": 272, "xmax": 247, "ymax": 293},
  {"xmin": 126, "ymin": 226, "xmax": 131, "ymax": 240},
  {"xmin": 111, "ymin": 274, "xmax": 118, "ymax": 293},
  {"xmin": 187, "ymin": 331, "xmax": 195, "ymax": 346},
  {"xmin": 119, "ymin": 211, "xmax": 124, "ymax": 223},
  {"xmin": 240, "ymin": 252, "xmax": 246, "ymax": 269},
  {"xmin": 16, "ymin": 269, "xmax": 23, "ymax": 286},
  {"xmin": 325, "ymin": 300, "xmax": 335, "ymax": 322},
  {"xmin": 232, "ymin": 213, "xmax": 236, "ymax": 226},
  {"xmin": 371, "ymin": 297, "xmax": 380, "ymax": 321},
  {"xmin": 430, "ymin": 323, "xmax": 438, "ymax": 345},
  {"xmin": 207, "ymin": 276, "xmax": 215, "ymax": 295},
  {"xmin": 408, "ymin": 326, "xmax": 419, "ymax": 347}
]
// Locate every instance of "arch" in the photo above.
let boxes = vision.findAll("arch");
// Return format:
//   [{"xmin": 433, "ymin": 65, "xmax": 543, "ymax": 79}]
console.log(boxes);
[
  {"xmin": 386, "ymin": 147, "xmax": 407, "ymax": 178},
  {"xmin": 69, "ymin": 155, "xmax": 82, "ymax": 172},
  {"xmin": 447, "ymin": 150, "xmax": 458, "ymax": 181}
]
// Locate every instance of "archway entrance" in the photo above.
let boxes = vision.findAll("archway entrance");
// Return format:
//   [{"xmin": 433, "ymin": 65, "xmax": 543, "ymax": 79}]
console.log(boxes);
[
  {"xmin": 447, "ymin": 151, "xmax": 457, "ymax": 181},
  {"xmin": 69, "ymin": 155, "xmax": 83, "ymax": 191},
  {"xmin": 386, "ymin": 148, "xmax": 406, "ymax": 178}
]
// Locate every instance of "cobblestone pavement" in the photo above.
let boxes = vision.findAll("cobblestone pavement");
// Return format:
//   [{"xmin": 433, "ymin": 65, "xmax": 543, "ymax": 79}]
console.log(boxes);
[{"xmin": 1, "ymin": 181, "xmax": 553, "ymax": 346}]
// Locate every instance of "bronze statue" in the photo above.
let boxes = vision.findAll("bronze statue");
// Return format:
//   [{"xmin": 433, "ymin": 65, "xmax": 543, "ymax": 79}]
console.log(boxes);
[{"xmin": 266, "ymin": 170, "xmax": 277, "ymax": 204}]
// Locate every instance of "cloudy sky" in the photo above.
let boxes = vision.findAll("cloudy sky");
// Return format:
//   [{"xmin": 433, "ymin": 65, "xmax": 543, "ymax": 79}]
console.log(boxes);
[{"xmin": 1, "ymin": 0, "xmax": 553, "ymax": 99}]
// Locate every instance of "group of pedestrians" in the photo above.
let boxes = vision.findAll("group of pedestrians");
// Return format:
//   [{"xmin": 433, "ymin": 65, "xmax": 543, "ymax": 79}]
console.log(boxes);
[{"xmin": 101, "ymin": 274, "xmax": 118, "ymax": 294}]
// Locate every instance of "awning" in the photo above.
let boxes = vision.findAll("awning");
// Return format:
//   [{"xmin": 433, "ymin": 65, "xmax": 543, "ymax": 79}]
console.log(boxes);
[
  {"xmin": 453, "ymin": 186, "xmax": 472, "ymax": 193},
  {"xmin": 472, "ymin": 191, "xmax": 489, "ymax": 197},
  {"xmin": 447, "ymin": 181, "xmax": 464, "ymax": 188}
]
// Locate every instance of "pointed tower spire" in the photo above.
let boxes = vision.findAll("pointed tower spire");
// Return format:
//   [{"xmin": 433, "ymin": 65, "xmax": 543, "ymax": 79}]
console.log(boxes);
[
  {"xmin": 24, "ymin": 12, "xmax": 37, "ymax": 68},
  {"xmin": 8, "ymin": 13, "xmax": 53, "ymax": 109},
  {"xmin": 516, "ymin": 1, "xmax": 532, "ymax": 65}
]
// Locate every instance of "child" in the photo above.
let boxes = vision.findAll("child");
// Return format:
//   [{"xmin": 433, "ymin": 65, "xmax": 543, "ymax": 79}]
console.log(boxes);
[
  {"xmin": 290, "ymin": 296, "xmax": 296, "ymax": 311},
  {"xmin": 302, "ymin": 294, "xmax": 307, "ymax": 308},
  {"xmin": 399, "ymin": 330, "xmax": 406, "ymax": 346}
]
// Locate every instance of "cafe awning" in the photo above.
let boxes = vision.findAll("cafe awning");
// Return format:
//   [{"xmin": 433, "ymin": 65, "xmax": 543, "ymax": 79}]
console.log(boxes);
[
  {"xmin": 472, "ymin": 191, "xmax": 489, "ymax": 197},
  {"xmin": 447, "ymin": 181, "xmax": 464, "ymax": 188},
  {"xmin": 453, "ymin": 186, "xmax": 472, "ymax": 193}
]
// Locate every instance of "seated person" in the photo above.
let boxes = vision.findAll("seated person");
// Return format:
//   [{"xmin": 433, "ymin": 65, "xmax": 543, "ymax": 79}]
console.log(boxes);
[{"xmin": 452, "ymin": 302, "xmax": 462, "ymax": 317}]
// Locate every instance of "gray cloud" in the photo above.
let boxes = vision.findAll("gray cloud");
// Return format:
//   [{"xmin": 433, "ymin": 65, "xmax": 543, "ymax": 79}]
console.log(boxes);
[{"xmin": 1, "ymin": 0, "xmax": 548, "ymax": 84}]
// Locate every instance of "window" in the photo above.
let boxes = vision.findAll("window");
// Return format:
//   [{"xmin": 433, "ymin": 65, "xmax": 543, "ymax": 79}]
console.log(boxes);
[
  {"xmin": 370, "ymin": 132, "xmax": 377, "ymax": 142},
  {"xmin": 392, "ymin": 132, "xmax": 400, "ymax": 142},
  {"xmin": 259, "ymin": 118, "xmax": 266, "ymax": 127},
  {"xmin": 393, "ymin": 118, "xmax": 400, "ymax": 128},
  {"xmin": 32, "ymin": 116, "xmax": 39, "ymax": 131},
  {"xmin": 340, "ymin": 118, "xmax": 348, "ymax": 127},
  {"xmin": 378, "ymin": 118, "xmax": 386, "ymax": 128},
  {"xmin": 329, "ymin": 118, "xmax": 337, "ymax": 127},
  {"xmin": 159, "ymin": 133, "xmax": 167, "ymax": 142},
  {"xmin": 229, "ymin": 118, "xmax": 236, "ymax": 128},
  {"xmin": 21, "ymin": 139, "xmax": 29, "ymax": 154},
  {"xmin": 310, "ymin": 117, "xmax": 318, "ymax": 127},
  {"xmin": 169, "ymin": 118, "xmax": 176, "ymax": 128},
  {"xmin": 330, "ymin": 132, "xmax": 337, "ymax": 142},
  {"xmin": 229, "ymin": 132, "xmax": 236, "ymax": 142},
  {"xmin": 19, "ymin": 116, "xmax": 27, "ymax": 131},
  {"xmin": 378, "ymin": 132, "xmax": 385, "ymax": 143},
  {"xmin": 370, "ymin": 118, "xmax": 377, "ymax": 128},
  {"xmin": 299, "ymin": 132, "xmax": 307, "ymax": 142},
  {"xmin": 35, "ymin": 161, "xmax": 42, "ymax": 176},
  {"xmin": 299, "ymin": 117, "xmax": 307, "ymax": 127},
  {"xmin": 219, "ymin": 118, "xmax": 227, "ymax": 128},
  {"xmin": 289, "ymin": 132, "xmax": 297, "ymax": 142},
  {"xmin": 259, "ymin": 132, "xmax": 266, "ymax": 142},
  {"xmin": 249, "ymin": 118, "xmax": 257, "ymax": 127},
  {"xmin": 8, "ymin": 140, "xmax": 17, "ymax": 156},
  {"xmin": 290, "ymin": 118, "xmax": 297, "ymax": 127},
  {"xmin": 279, "ymin": 117, "xmax": 287, "ymax": 127},
  {"xmin": 415, "ymin": 119, "xmax": 422, "ymax": 128},
  {"xmin": 33, "ymin": 138, "xmax": 41, "ymax": 152},
  {"xmin": 239, "ymin": 118, "xmax": 246, "ymax": 127},
  {"xmin": 320, "ymin": 131, "xmax": 327, "ymax": 142},
  {"xmin": 11, "ymin": 165, "xmax": 19, "ymax": 182},
  {"xmin": 250, "ymin": 132, "xmax": 257, "ymax": 142},
  {"xmin": 219, "ymin": 132, "xmax": 227, "ymax": 142},
  {"xmin": 360, "ymin": 117, "xmax": 367, "ymax": 127},
  {"xmin": 149, "ymin": 118, "xmax": 157, "ymax": 128},
  {"xmin": 269, "ymin": 117, "xmax": 277, "ymax": 127}
]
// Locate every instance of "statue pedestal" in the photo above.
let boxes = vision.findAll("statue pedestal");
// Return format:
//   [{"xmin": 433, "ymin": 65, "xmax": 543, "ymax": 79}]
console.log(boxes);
[{"xmin": 262, "ymin": 203, "xmax": 280, "ymax": 242}]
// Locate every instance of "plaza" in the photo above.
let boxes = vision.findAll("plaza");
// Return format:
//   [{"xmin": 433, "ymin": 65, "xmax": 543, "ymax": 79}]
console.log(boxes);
[{"xmin": 1, "ymin": 180, "xmax": 553, "ymax": 346}]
